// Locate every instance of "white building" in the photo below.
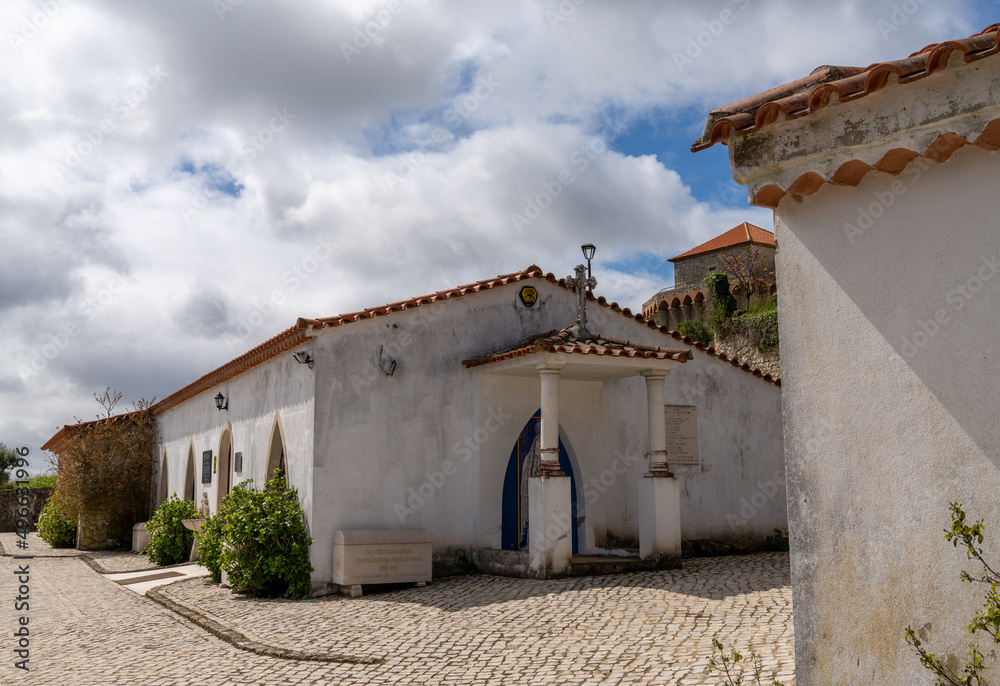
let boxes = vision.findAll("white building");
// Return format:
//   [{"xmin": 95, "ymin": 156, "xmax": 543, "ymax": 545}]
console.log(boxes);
[
  {"xmin": 695, "ymin": 22, "xmax": 1000, "ymax": 686},
  {"xmin": 49, "ymin": 263, "xmax": 784, "ymax": 592}
]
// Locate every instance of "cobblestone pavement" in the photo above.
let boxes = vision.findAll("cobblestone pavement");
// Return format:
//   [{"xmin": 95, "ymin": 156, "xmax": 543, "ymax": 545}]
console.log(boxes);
[{"xmin": 1, "ymin": 537, "xmax": 794, "ymax": 685}]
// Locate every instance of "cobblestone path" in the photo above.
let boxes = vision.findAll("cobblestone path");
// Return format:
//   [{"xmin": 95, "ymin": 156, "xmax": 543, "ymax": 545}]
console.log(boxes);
[{"xmin": 1, "ymin": 537, "xmax": 794, "ymax": 685}]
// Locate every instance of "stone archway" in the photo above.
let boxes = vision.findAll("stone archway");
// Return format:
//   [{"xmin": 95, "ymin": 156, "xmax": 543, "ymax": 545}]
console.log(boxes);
[
  {"xmin": 184, "ymin": 446, "xmax": 196, "ymax": 502},
  {"xmin": 501, "ymin": 410, "xmax": 581, "ymax": 554},
  {"xmin": 158, "ymin": 452, "xmax": 169, "ymax": 505},
  {"xmin": 218, "ymin": 428, "xmax": 233, "ymax": 500},
  {"xmin": 265, "ymin": 415, "xmax": 287, "ymax": 485}
]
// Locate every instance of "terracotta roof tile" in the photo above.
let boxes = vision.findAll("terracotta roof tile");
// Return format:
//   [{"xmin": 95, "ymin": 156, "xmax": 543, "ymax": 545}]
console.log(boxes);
[
  {"xmin": 462, "ymin": 325, "xmax": 692, "ymax": 368},
  {"xmin": 692, "ymin": 23, "xmax": 1000, "ymax": 152},
  {"xmin": 668, "ymin": 222, "xmax": 774, "ymax": 262}
]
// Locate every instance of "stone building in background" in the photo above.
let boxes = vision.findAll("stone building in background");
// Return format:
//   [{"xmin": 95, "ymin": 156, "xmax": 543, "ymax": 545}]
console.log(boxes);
[{"xmin": 642, "ymin": 222, "xmax": 775, "ymax": 329}]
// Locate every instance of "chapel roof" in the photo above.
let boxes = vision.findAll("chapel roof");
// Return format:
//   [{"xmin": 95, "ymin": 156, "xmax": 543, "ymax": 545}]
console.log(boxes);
[
  {"xmin": 108, "ymin": 264, "xmax": 779, "ymax": 421},
  {"xmin": 668, "ymin": 222, "xmax": 774, "ymax": 262},
  {"xmin": 692, "ymin": 23, "xmax": 1000, "ymax": 152},
  {"xmin": 462, "ymin": 324, "xmax": 692, "ymax": 368}
]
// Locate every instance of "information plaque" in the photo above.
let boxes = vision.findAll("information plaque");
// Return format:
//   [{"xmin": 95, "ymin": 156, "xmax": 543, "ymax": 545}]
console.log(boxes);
[{"xmin": 663, "ymin": 405, "xmax": 700, "ymax": 466}]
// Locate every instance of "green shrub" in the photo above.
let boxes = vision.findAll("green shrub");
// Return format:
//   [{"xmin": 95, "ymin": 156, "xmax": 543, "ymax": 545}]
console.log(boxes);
[
  {"xmin": 36, "ymin": 497, "xmax": 76, "ymax": 548},
  {"xmin": 219, "ymin": 476, "xmax": 313, "ymax": 599},
  {"xmin": 706, "ymin": 272, "xmax": 737, "ymax": 329},
  {"xmin": 761, "ymin": 528, "xmax": 789, "ymax": 552},
  {"xmin": 677, "ymin": 319, "xmax": 713, "ymax": 347},
  {"xmin": 145, "ymin": 495, "xmax": 198, "ymax": 565},
  {"xmin": 197, "ymin": 506, "xmax": 229, "ymax": 584}
]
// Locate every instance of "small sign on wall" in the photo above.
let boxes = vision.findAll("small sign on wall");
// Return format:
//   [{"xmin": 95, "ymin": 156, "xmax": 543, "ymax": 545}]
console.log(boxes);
[
  {"xmin": 201, "ymin": 450, "xmax": 213, "ymax": 484},
  {"xmin": 664, "ymin": 405, "xmax": 700, "ymax": 466},
  {"xmin": 234, "ymin": 452, "xmax": 243, "ymax": 473},
  {"xmin": 518, "ymin": 285, "xmax": 539, "ymax": 308}
]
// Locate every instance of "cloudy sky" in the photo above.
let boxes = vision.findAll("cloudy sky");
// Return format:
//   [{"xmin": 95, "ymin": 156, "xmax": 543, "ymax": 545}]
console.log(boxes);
[{"xmin": 3, "ymin": 0, "xmax": 996, "ymax": 458}]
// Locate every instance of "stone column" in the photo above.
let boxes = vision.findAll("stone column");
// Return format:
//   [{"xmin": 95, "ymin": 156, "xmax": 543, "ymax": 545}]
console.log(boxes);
[
  {"xmin": 536, "ymin": 364, "xmax": 564, "ymax": 477},
  {"xmin": 638, "ymin": 370, "xmax": 681, "ymax": 568},
  {"xmin": 529, "ymin": 361, "xmax": 572, "ymax": 577},
  {"xmin": 641, "ymin": 371, "xmax": 670, "ymax": 476}
]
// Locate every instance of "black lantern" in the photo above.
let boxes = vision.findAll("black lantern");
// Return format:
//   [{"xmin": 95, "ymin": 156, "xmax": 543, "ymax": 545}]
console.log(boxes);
[
  {"xmin": 581, "ymin": 243, "xmax": 596, "ymax": 279},
  {"xmin": 214, "ymin": 392, "xmax": 228, "ymax": 411}
]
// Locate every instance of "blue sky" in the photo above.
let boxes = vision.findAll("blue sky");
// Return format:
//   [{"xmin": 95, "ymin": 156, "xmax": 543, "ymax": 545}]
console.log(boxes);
[{"xmin": 2, "ymin": 0, "xmax": 999, "ymax": 454}]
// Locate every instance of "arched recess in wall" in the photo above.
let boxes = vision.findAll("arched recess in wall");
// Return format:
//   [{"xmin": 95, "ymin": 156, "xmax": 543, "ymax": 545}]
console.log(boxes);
[
  {"xmin": 218, "ymin": 425, "xmax": 234, "ymax": 500},
  {"xmin": 265, "ymin": 412, "xmax": 288, "ymax": 486},
  {"xmin": 501, "ymin": 410, "xmax": 584, "ymax": 554},
  {"xmin": 158, "ymin": 451, "xmax": 169, "ymax": 505},
  {"xmin": 184, "ymin": 443, "xmax": 196, "ymax": 502}
]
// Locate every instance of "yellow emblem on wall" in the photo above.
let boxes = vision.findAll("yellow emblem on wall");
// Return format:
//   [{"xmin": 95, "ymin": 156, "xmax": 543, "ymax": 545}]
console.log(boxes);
[{"xmin": 519, "ymin": 286, "xmax": 538, "ymax": 307}]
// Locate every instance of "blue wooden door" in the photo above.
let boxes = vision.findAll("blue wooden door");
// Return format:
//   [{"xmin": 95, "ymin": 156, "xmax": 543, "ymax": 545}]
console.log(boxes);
[{"xmin": 501, "ymin": 410, "xmax": 578, "ymax": 553}]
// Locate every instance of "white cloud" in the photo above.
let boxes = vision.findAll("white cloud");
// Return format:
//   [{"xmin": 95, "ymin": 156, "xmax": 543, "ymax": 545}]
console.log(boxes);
[{"xmin": 0, "ymin": 0, "xmax": 989, "ymax": 452}]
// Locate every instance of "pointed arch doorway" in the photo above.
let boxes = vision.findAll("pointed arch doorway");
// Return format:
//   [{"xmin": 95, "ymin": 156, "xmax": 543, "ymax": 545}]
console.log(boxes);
[
  {"xmin": 218, "ymin": 428, "xmax": 233, "ymax": 499},
  {"xmin": 501, "ymin": 410, "xmax": 580, "ymax": 554},
  {"xmin": 265, "ymin": 418, "xmax": 287, "ymax": 484},
  {"xmin": 184, "ymin": 446, "xmax": 196, "ymax": 502}
]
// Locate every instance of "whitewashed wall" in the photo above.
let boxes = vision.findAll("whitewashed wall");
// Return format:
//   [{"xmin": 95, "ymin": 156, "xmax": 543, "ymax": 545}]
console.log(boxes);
[
  {"xmin": 155, "ymin": 351, "xmax": 315, "ymax": 520},
  {"xmin": 775, "ymin": 144, "xmax": 1000, "ymax": 684}
]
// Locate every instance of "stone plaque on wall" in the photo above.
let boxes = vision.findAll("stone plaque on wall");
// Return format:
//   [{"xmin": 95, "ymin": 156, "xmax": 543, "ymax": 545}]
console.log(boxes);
[
  {"xmin": 664, "ymin": 405, "xmax": 700, "ymax": 466},
  {"xmin": 234, "ymin": 452, "xmax": 243, "ymax": 473},
  {"xmin": 201, "ymin": 450, "xmax": 212, "ymax": 484}
]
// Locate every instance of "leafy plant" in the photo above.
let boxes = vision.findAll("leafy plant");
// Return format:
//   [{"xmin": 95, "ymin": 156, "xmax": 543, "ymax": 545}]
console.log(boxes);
[
  {"xmin": 706, "ymin": 639, "xmax": 785, "ymax": 685},
  {"xmin": 706, "ymin": 271, "xmax": 738, "ymax": 329},
  {"xmin": 48, "ymin": 388, "xmax": 158, "ymax": 546},
  {"xmin": 761, "ymin": 528, "xmax": 789, "ymax": 552},
  {"xmin": 216, "ymin": 475, "xmax": 313, "ymax": 599},
  {"xmin": 145, "ymin": 495, "xmax": 198, "ymax": 565},
  {"xmin": 717, "ymin": 247, "xmax": 775, "ymax": 306},
  {"xmin": 906, "ymin": 503, "xmax": 1000, "ymax": 685},
  {"xmin": 0, "ymin": 442, "xmax": 21, "ymax": 488},
  {"xmin": 715, "ymin": 296, "xmax": 779, "ymax": 353},
  {"xmin": 36, "ymin": 496, "xmax": 76, "ymax": 548},
  {"xmin": 677, "ymin": 319, "xmax": 713, "ymax": 346}
]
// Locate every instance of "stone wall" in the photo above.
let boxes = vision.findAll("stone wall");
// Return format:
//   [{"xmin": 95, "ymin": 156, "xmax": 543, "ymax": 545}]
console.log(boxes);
[
  {"xmin": 0, "ymin": 487, "xmax": 53, "ymax": 532},
  {"xmin": 714, "ymin": 333, "xmax": 781, "ymax": 379},
  {"xmin": 673, "ymin": 245, "xmax": 775, "ymax": 292}
]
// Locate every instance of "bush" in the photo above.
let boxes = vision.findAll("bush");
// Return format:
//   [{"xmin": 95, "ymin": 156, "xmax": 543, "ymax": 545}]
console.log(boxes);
[
  {"xmin": 715, "ymin": 295, "xmax": 779, "ymax": 353},
  {"xmin": 218, "ymin": 476, "xmax": 313, "ymax": 599},
  {"xmin": 197, "ymin": 507, "xmax": 228, "ymax": 584},
  {"xmin": 145, "ymin": 495, "xmax": 198, "ymax": 565},
  {"xmin": 706, "ymin": 272, "xmax": 737, "ymax": 329},
  {"xmin": 677, "ymin": 319, "xmax": 713, "ymax": 346},
  {"xmin": 36, "ymin": 497, "xmax": 76, "ymax": 548}
]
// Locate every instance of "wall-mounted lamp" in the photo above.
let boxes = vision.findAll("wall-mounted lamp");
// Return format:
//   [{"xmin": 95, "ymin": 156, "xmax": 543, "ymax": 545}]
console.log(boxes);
[
  {"xmin": 214, "ymin": 392, "xmax": 228, "ymax": 411},
  {"xmin": 293, "ymin": 351, "xmax": 314, "ymax": 369}
]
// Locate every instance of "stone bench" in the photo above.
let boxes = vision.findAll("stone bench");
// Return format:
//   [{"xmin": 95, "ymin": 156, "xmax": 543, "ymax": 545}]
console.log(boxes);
[{"xmin": 333, "ymin": 529, "xmax": 431, "ymax": 597}]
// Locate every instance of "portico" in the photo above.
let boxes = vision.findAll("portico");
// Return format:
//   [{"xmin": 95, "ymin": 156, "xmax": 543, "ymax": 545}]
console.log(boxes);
[{"xmin": 463, "ymin": 322, "xmax": 690, "ymax": 577}]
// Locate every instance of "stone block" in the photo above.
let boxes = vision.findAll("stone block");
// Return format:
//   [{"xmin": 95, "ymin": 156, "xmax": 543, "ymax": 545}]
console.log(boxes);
[
  {"xmin": 639, "ymin": 476, "xmax": 682, "ymax": 567},
  {"xmin": 132, "ymin": 522, "xmax": 149, "ymax": 553},
  {"xmin": 528, "ymin": 475, "xmax": 572, "ymax": 577},
  {"xmin": 332, "ymin": 529, "xmax": 431, "ymax": 587}
]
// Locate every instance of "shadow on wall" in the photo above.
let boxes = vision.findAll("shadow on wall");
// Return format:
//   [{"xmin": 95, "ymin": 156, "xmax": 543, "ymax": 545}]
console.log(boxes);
[{"xmin": 780, "ymin": 150, "xmax": 1000, "ymax": 466}]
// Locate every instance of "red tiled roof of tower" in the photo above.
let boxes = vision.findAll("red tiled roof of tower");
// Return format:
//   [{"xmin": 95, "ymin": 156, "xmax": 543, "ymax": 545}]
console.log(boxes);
[
  {"xmin": 692, "ymin": 23, "xmax": 1000, "ymax": 152},
  {"xmin": 668, "ymin": 222, "xmax": 774, "ymax": 262}
]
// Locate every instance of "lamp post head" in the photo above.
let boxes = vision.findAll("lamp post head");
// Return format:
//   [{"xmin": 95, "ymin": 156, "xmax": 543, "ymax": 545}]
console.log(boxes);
[
  {"xmin": 581, "ymin": 243, "xmax": 596, "ymax": 261},
  {"xmin": 214, "ymin": 392, "xmax": 228, "ymax": 411}
]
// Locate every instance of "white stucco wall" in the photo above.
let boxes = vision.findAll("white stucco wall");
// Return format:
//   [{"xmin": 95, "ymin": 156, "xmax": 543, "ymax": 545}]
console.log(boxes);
[
  {"xmin": 775, "ymin": 143, "xmax": 1000, "ymax": 684},
  {"xmin": 308, "ymin": 277, "xmax": 784, "ymax": 585},
  {"xmin": 155, "ymin": 350, "xmax": 315, "ymax": 523}
]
